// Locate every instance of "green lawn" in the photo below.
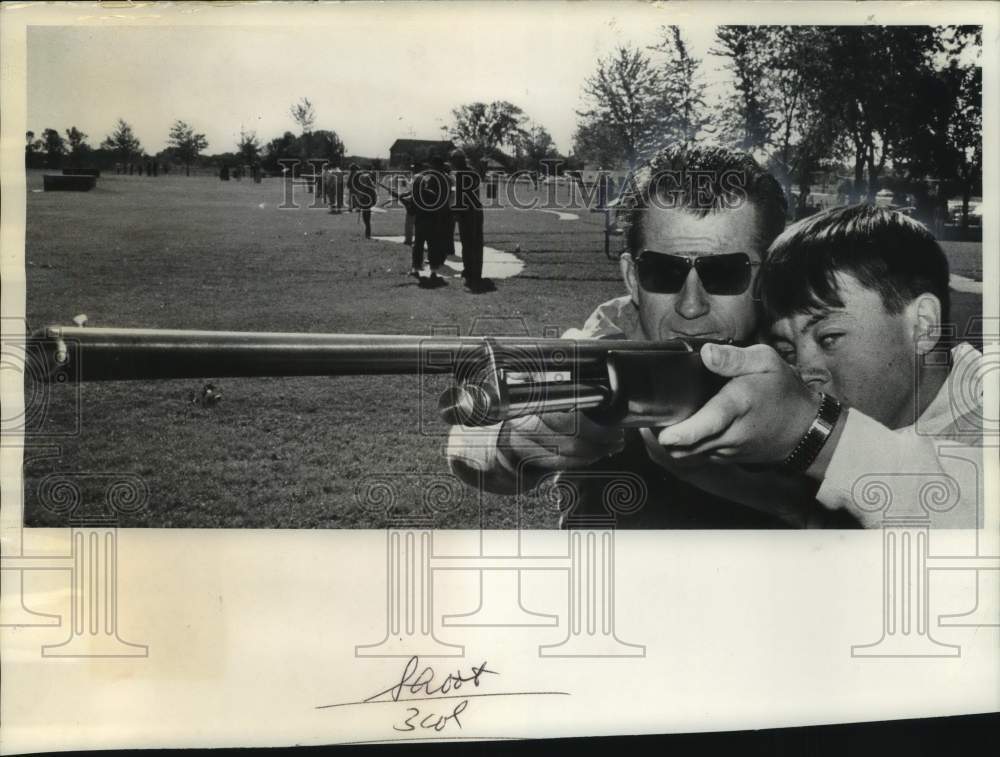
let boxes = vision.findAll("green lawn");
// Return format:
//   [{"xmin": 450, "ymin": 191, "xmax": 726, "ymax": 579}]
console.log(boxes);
[
  {"xmin": 21, "ymin": 171, "xmax": 983, "ymax": 528},
  {"xmin": 22, "ymin": 171, "xmax": 623, "ymax": 528}
]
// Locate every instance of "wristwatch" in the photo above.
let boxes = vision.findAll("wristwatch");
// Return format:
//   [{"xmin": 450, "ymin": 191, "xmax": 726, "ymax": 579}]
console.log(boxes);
[{"xmin": 783, "ymin": 392, "xmax": 842, "ymax": 472}]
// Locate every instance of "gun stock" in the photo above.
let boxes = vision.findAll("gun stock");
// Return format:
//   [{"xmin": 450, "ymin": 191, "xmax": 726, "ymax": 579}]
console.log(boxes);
[{"xmin": 29, "ymin": 326, "xmax": 728, "ymax": 428}]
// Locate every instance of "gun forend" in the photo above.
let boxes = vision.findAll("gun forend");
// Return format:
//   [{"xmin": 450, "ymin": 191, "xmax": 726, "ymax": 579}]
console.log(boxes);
[{"xmin": 28, "ymin": 325, "xmax": 726, "ymax": 428}]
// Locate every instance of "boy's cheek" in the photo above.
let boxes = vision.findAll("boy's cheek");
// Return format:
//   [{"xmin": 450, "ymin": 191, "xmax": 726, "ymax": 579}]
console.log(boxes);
[{"xmin": 828, "ymin": 359, "xmax": 888, "ymax": 415}]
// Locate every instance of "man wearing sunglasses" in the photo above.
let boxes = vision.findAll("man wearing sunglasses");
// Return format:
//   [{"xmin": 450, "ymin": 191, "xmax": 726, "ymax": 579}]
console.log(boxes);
[{"xmin": 448, "ymin": 144, "xmax": 823, "ymax": 528}]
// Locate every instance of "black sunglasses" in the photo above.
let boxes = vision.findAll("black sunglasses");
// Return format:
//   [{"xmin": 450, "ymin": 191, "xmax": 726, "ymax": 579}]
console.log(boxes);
[{"xmin": 635, "ymin": 251, "xmax": 759, "ymax": 295}]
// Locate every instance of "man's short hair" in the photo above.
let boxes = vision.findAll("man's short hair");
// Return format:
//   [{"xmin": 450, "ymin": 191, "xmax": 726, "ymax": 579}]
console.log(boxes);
[
  {"xmin": 759, "ymin": 204, "xmax": 951, "ymax": 325},
  {"xmin": 618, "ymin": 144, "xmax": 787, "ymax": 257}
]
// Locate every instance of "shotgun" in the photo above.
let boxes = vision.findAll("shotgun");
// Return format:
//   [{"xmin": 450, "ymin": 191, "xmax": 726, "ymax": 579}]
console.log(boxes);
[{"xmin": 28, "ymin": 325, "xmax": 728, "ymax": 428}]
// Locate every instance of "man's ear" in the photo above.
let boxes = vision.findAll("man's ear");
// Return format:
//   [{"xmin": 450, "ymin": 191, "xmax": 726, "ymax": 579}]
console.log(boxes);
[
  {"xmin": 621, "ymin": 253, "xmax": 640, "ymax": 307},
  {"xmin": 909, "ymin": 293, "xmax": 943, "ymax": 355}
]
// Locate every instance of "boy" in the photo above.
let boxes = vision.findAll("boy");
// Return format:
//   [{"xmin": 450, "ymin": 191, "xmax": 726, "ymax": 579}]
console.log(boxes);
[{"xmin": 658, "ymin": 204, "xmax": 984, "ymax": 527}]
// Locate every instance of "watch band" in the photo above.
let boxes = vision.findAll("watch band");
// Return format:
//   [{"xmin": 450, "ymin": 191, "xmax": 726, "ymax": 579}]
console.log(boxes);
[{"xmin": 783, "ymin": 392, "xmax": 842, "ymax": 472}]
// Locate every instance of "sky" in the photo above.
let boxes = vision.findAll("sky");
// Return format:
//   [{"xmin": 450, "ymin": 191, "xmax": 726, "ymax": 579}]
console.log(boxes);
[{"xmin": 26, "ymin": 2, "xmax": 732, "ymax": 158}]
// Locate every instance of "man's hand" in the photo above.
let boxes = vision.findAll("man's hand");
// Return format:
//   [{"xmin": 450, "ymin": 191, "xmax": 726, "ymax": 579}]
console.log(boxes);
[
  {"xmin": 499, "ymin": 411, "xmax": 626, "ymax": 472},
  {"xmin": 656, "ymin": 343, "xmax": 820, "ymax": 465}
]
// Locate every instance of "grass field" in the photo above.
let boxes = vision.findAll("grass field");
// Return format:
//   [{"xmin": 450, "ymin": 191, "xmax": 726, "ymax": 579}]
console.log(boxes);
[
  {"xmin": 20, "ymin": 170, "xmax": 983, "ymax": 529},
  {"xmin": 21, "ymin": 171, "xmax": 626, "ymax": 529}
]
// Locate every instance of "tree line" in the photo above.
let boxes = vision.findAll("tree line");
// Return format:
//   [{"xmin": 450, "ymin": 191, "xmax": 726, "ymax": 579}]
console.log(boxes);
[
  {"xmin": 25, "ymin": 93, "xmax": 555, "ymax": 178},
  {"xmin": 26, "ymin": 26, "xmax": 981, "ymax": 222},
  {"xmin": 572, "ymin": 25, "xmax": 982, "ymax": 222},
  {"xmin": 27, "ymin": 118, "xmax": 210, "ymax": 175}
]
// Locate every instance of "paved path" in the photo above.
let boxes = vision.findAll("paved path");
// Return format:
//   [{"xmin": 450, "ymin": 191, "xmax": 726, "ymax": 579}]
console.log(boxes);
[
  {"xmin": 534, "ymin": 209, "xmax": 580, "ymax": 221},
  {"xmin": 372, "ymin": 236, "xmax": 525, "ymax": 279},
  {"xmin": 950, "ymin": 274, "xmax": 982, "ymax": 294}
]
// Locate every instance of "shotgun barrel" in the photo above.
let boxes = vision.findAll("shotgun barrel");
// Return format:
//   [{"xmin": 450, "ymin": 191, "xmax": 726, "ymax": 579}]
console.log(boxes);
[{"xmin": 29, "ymin": 325, "xmax": 726, "ymax": 427}]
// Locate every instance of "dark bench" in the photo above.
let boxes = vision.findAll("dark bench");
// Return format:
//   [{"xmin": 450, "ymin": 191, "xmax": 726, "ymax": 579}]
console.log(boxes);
[
  {"xmin": 62, "ymin": 168, "xmax": 101, "ymax": 177},
  {"xmin": 44, "ymin": 174, "xmax": 97, "ymax": 191}
]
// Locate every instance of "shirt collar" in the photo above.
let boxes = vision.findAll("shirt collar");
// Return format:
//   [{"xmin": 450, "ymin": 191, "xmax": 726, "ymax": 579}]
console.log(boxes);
[{"xmin": 914, "ymin": 342, "xmax": 982, "ymax": 435}]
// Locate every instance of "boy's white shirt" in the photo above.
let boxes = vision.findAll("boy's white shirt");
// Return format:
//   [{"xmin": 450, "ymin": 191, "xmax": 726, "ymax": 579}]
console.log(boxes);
[
  {"xmin": 447, "ymin": 296, "xmax": 985, "ymax": 527},
  {"xmin": 813, "ymin": 341, "xmax": 984, "ymax": 527}
]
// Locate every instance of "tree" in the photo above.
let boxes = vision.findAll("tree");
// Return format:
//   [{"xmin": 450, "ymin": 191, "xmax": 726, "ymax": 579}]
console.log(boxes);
[
  {"xmin": 64, "ymin": 126, "xmax": 90, "ymax": 158},
  {"xmin": 515, "ymin": 122, "xmax": 558, "ymax": 172},
  {"xmin": 262, "ymin": 131, "xmax": 297, "ymax": 172},
  {"xmin": 571, "ymin": 119, "xmax": 627, "ymax": 168},
  {"xmin": 712, "ymin": 26, "xmax": 964, "ymax": 210},
  {"xmin": 306, "ymin": 129, "xmax": 345, "ymax": 165},
  {"xmin": 576, "ymin": 45, "xmax": 662, "ymax": 167},
  {"xmin": 946, "ymin": 57, "xmax": 982, "ymax": 229},
  {"xmin": 237, "ymin": 127, "xmax": 261, "ymax": 164},
  {"xmin": 648, "ymin": 26, "xmax": 709, "ymax": 148},
  {"xmin": 711, "ymin": 27, "xmax": 773, "ymax": 154},
  {"xmin": 447, "ymin": 101, "xmax": 529, "ymax": 164},
  {"xmin": 289, "ymin": 98, "xmax": 337, "ymax": 163},
  {"xmin": 892, "ymin": 27, "xmax": 982, "ymax": 227},
  {"xmin": 755, "ymin": 27, "xmax": 845, "ymax": 214},
  {"xmin": 816, "ymin": 26, "xmax": 944, "ymax": 201},
  {"xmin": 42, "ymin": 128, "xmax": 67, "ymax": 167},
  {"xmin": 290, "ymin": 97, "xmax": 316, "ymax": 134},
  {"xmin": 167, "ymin": 120, "xmax": 209, "ymax": 176},
  {"xmin": 25, "ymin": 131, "xmax": 44, "ymax": 168},
  {"xmin": 713, "ymin": 25, "xmax": 832, "ymax": 179},
  {"xmin": 100, "ymin": 118, "xmax": 143, "ymax": 163}
]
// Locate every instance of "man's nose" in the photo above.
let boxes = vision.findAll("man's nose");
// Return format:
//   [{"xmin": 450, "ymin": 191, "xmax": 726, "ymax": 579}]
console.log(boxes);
[{"xmin": 674, "ymin": 267, "xmax": 710, "ymax": 320}]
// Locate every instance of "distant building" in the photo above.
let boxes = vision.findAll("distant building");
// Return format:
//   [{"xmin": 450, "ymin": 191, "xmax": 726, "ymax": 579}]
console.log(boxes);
[
  {"xmin": 482, "ymin": 158, "xmax": 506, "ymax": 173},
  {"xmin": 388, "ymin": 139, "xmax": 456, "ymax": 169}
]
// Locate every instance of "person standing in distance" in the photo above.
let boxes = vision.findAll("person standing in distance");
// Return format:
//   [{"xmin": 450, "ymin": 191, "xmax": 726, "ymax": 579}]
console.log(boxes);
[
  {"xmin": 348, "ymin": 163, "xmax": 377, "ymax": 239},
  {"xmin": 450, "ymin": 148, "xmax": 486, "ymax": 291},
  {"xmin": 410, "ymin": 153, "xmax": 452, "ymax": 286}
]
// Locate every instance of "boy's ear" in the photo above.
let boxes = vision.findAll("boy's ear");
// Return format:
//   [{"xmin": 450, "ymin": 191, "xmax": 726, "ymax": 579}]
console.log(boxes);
[
  {"xmin": 621, "ymin": 253, "xmax": 641, "ymax": 307},
  {"xmin": 909, "ymin": 293, "xmax": 943, "ymax": 355}
]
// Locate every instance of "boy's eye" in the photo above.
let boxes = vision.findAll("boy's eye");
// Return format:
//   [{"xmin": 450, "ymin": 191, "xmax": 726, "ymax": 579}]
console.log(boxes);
[
  {"xmin": 818, "ymin": 333, "xmax": 844, "ymax": 349},
  {"xmin": 771, "ymin": 341, "xmax": 796, "ymax": 364}
]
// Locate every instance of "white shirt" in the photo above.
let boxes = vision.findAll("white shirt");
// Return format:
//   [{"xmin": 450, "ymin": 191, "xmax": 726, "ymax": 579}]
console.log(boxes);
[{"xmin": 815, "ymin": 342, "xmax": 984, "ymax": 527}]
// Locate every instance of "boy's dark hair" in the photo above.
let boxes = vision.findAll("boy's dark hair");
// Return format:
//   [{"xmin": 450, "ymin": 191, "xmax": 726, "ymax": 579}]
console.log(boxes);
[
  {"xmin": 617, "ymin": 144, "xmax": 787, "ymax": 258},
  {"xmin": 759, "ymin": 204, "xmax": 951, "ymax": 325}
]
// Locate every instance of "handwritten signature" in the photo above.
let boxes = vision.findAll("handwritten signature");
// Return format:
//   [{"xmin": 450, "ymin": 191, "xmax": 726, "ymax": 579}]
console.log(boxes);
[
  {"xmin": 365, "ymin": 656, "xmax": 499, "ymax": 704},
  {"xmin": 359, "ymin": 656, "xmax": 496, "ymax": 733},
  {"xmin": 393, "ymin": 700, "xmax": 469, "ymax": 733},
  {"xmin": 316, "ymin": 654, "xmax": 569, "ymax": 737}
]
